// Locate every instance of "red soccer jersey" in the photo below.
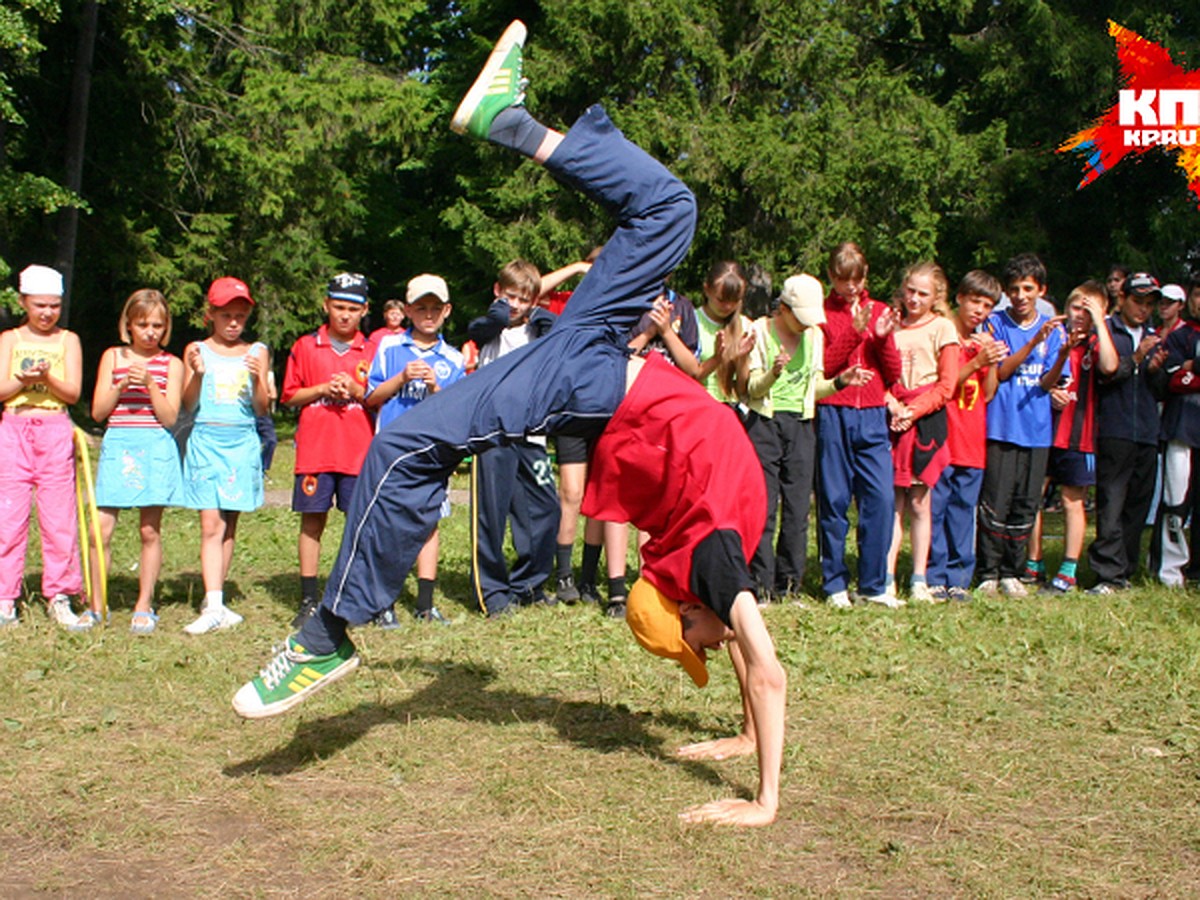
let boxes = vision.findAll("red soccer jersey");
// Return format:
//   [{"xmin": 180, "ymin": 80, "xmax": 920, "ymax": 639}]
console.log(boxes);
[
  {"xmin": 1052, "ymin": 338, "xmax": 1098, "ymax": 453},
  {"xmin": 581, "ymin": 353, "xmax": 766, "ymax": 612},
  {"xmin": 282, "ymin": 325, "xmax": 376, "ymax": 475},
  {"xmin": 946, "ymin": 340, "xmax": 989, "ymax": 469}
]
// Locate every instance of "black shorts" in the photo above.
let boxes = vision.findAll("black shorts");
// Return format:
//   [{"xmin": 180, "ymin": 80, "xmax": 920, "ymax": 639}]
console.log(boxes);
[
  {"xmin": 1047, "ymin": 448, "xmax": 1095, "ymax": 488},
  {"xmin": 554, "ymin": 434, "xmax": 590, "ymax": 466}
]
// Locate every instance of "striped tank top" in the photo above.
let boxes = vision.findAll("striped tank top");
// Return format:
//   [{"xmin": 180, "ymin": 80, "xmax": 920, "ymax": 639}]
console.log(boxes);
[{"xmin": 108, "ymin": 351, "xmax": 173, "ymax": 428}]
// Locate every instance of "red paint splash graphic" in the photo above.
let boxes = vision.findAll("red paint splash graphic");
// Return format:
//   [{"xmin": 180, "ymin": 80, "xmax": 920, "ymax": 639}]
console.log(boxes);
[{"xmin": 1059, "ymin": 20, "xmax": 1200, "ymax": 206}]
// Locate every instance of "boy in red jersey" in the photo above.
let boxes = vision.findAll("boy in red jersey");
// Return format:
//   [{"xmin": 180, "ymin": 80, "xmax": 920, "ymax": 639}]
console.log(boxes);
[
  {"xmin": 281, "ymin": 273, "xmax": 376, "ymax": 627},
  {"xmin": 928, "ymin": 271, "xmax": 1004, "ymax": 601}
]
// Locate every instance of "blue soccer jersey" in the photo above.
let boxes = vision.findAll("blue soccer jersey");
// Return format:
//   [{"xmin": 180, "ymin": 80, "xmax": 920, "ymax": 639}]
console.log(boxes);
[
  {"xmin": 984, "ymin": 309, "xmax": 1068, "ymax": 448},
  {"xmin": 369, "ymin": 331, "xmax": 466, "ymax": 432}
]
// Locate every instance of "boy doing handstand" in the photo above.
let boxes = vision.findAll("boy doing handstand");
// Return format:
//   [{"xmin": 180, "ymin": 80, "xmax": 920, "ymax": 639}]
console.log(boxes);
[{"xmin": 233, "ymin": 21, "xmax": 786, "ymax": 827}]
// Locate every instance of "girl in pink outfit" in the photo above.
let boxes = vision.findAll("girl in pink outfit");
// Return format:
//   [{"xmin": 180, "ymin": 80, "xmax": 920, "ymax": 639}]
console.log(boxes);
[{"xmin": 0, "ymin": 265, "xmax": 84, "ymax": 628}]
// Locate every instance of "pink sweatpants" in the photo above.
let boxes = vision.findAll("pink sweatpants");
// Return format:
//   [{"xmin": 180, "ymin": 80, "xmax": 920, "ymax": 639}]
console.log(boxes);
[{"xmin": 0, "ymin": 413, "xmax": 82, "ymax": 600}]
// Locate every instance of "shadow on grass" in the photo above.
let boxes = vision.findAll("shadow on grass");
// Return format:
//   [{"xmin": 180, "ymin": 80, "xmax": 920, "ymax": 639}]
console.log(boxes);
[{"xmin": 223, "ymin": 659, "xmax": 732, "ymax": 792}]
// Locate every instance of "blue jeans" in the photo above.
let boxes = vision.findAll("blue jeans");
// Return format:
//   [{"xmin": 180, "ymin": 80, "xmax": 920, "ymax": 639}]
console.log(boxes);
[
  {"xmin": 816, "ymin": 405, "xmax": 894, "ymax": 595},
  {"xmin": 319, "ymin": 106, "xmax": 696, "ymax": 624},
  {"xmin": 928, "ymin": 465, "xmax": 983, "ymax": 589}
]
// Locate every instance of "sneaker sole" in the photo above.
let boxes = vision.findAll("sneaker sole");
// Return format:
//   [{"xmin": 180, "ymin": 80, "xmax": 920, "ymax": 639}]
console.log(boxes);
[
  {"xmin": 450, "ymin": 20, "xmax": 527, "ymax": 135},
  {"xmin": 232, "ymin": 654, "xmax": 361, "ymax": 720}
]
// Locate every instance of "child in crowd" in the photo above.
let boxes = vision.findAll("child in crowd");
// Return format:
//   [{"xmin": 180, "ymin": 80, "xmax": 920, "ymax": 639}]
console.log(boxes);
[
  {"xmin": 367, "ymin": 273, "xmax": 464, "ymax": 622},
  {"xmin": 86, "ymin": 289, "xmax": 184, "ymax": 633},
  {"xmin": 537, "ymin": 249, "xmax": 598, "ymax": 316},
  {"xmin": 0, "ymin": 265, "xmax": 84, "ymax": 628},
  {"xmin": 816, "ymin": 242, "xmax": 903, "ymax": 608},
  {"xmin": 694, "ymin": 261, "xmax": 754, "ymax": 404},
  {"xmin": 281, "ymin": 273, "xmax": 376, "ymax": 629},
  {"xmin": 1106, "ymin": 263, "xmax": 1131, "ymax": 312},
  {"xmin": 975, "ymin": 253, "xmax": 1066, "ymax": 597},
  {"xmin": 1088, "ymin": 272, "xmax": 1167, "ymax": 593},
  {"xmin": 180, "ymin": 277, "xmax": 270, "ymax": 633},
  {"xmin": 1024, "ymin": 283, "xmax": 1117, "ymax": 593},
  {"xmin": 744, "ymin": 274, "xmax": 867, "ymax": 602},
  {"xmin": 467, "ymin": 259, "xmax": 559, "ymax": 617},
  {"xmin": 235, "ymin": 22, "xmax": 787, "ymax": 828},
  {"xmin": 1158, "ymin": 283, "xmax": 1187, "ymax": 335},
  {"xmin": 1155, "ymin": 278, "xmax": 1200, "ymax": 585},
  {"xmin": 885, "ymin": 262, "xmax": 960, "ymax": 603},
  {"xmin": 369, "ymin": 298, "xmax": 406, "ymax": 345},
  {"xmin": 928, "ymin": 271, "xmax": 1004, "ymax": 601}
]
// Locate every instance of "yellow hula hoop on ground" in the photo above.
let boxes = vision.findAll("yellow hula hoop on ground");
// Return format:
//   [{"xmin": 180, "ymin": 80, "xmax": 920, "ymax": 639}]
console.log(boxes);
[{"xmin": 74, "ymin": 428, "xmax": 107, "ymax": 618}]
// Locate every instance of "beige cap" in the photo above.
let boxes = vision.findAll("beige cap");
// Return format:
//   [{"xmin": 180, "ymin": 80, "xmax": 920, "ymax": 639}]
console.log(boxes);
[
  {"xmin": 778, "ymin": 273, "xmax": 826, "ymax": 327},
  {"xmin": 406, "ymin": 273, "xmax": 450, "ymax": 304}
]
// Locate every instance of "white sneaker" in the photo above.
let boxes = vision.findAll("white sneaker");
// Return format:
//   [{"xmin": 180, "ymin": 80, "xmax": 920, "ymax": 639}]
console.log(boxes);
[
  {"xmin": 999, "ymin": 577, "xmax": 1028, "ymax": 598},
  {"xmin": 48, "ymin": 595, "xmax": 79, "ymax": 628},
  {"xmin": 909, "ymin": 582, "xmax": 937, "ymax": 604},
  {"xmin": 827, "ymin": 590, "xmax": 852, "ymax": 609},
  {"xmin": 184, "ymin": 604, "xmax": 244, "ymax": 635},
  {"xmin": 976, "ymin": 578, "xmax": 1000, "ymax": 596},
  {"xmin": 864, "ymin": 592, "xmax": 906, "ymax": 609}
]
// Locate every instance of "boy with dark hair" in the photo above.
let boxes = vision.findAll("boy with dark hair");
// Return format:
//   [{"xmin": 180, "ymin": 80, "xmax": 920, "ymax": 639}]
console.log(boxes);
[
  {"xmin": 467, "ymin": 259, "xmax": 560, "ymax": 618},
  {"xmin": 928, "ymin": 270, "xmax": 1004, "ymax": 601},
  {"xmin": 975, "ymin": 253, "xmax": 1067, "ymax": 596},
  {"xmin": 366, "ymin": 273, "xmax": 465, "ymax": 622},
  {"xmin": 1088, "ymin": 272, "xmax": 1168, "ymax": 592},
  {"xmin": 280, "ymin": 273, "xmax": 375, "ymax": 628},
  {"xmin": 233, "ymin": 21, "xmax": 786, "ymax": 827}
]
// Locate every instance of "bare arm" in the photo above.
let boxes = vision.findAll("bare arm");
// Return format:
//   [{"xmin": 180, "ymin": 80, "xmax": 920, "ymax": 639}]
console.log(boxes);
[
  {"xmin": 538, "ymin": 260, "xmax": 591, "ymax": 297},
  {"xmin": 677, "ymin": 592, "xmax": 786, "ymax": 826},
  {"xmin": 91, "ymin": 347, "xmax": 123, "ymax": 422},
  {"xmin": 181, "ymin": 342, "xmax": 204, "ymax": 411}
]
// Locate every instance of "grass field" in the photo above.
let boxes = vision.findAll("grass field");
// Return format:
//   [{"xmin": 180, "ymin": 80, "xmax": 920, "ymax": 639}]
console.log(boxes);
[{"xmin": 1, "ymin": 432, "xmax": 1198, "ymax": 897}]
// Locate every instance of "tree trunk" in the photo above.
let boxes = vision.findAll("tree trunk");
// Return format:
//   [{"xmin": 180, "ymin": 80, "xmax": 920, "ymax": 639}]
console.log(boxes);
[{"xmin": 55, "ymin": 0, "xmax": 99, "ymax": 326}]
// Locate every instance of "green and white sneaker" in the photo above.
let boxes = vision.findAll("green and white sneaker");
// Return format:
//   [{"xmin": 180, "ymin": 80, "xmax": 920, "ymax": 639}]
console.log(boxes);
[
  {"xmin": 232, "ymin": 637, "xmax": 359, "ymax": 719},
  {"xmin": 450, "ymin": 20, "xmax": 528, "ymax": 138}
]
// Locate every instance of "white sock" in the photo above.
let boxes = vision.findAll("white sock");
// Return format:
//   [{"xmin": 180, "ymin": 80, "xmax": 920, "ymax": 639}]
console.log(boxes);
[{"xmin": 204, "ymin": 591, "xmax": 224, "ymax": 611}]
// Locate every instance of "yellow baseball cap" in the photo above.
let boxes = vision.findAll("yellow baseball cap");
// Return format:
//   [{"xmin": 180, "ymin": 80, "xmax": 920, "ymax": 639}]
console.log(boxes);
[{"xmin": 626, "ymin": 578, "xmax": 708, "ymax": 687}]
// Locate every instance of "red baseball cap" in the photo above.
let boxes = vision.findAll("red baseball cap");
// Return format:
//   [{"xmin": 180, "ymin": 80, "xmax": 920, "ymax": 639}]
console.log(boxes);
[{"xmin": 208, "ymin": 276, "xmax": 254, "ymax": 307}]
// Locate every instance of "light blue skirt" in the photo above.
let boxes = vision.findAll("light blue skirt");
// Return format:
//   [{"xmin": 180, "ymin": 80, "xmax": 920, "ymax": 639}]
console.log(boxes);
[
  {"xmin": 182, "ymin": 423, "xmax": 263, "ymax": 512},
  {"xmin": 95, "ymin": 427, "xmax": 183, "ymax": 508}
]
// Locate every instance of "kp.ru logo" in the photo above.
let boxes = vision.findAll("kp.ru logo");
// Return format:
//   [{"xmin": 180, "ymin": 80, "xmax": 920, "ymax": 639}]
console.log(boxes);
[{"xmin": 1060, "ymin": 21, "xmax": 1200, "ymax": 206}]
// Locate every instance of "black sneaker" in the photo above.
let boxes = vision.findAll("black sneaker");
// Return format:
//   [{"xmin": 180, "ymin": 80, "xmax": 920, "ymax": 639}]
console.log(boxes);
[
  {"xmin": 291, "ymin": 597, "xmax": 319, "ymax": 630},
  {"xmin": 415, "ymin": 607, "xmax": 450, "ymax": 625},
  {"xmin": 556, "ymin": 574, "xmax": 580, "ymax": 604},
  {"xmin": 578, "ymin": 582, "xmax": 601, "ymax": 605},
  {"xmin": 373, "ymin": 605, "xmax": 402, "ymax": 630},
  {"xmin": 605, "ymin": 597, "xmax": 627, "ymax": 619}
]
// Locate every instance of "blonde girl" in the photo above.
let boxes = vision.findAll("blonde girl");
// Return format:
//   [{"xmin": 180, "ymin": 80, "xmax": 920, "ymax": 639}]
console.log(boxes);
[
  {"xmin": 0, "ymin": 265, "xmax": 84, "ymax": 628},
  {"xmin": 180, "ymin": 277, "xmax": 270, "ymax": 634},
  {"xmin": 85, "ymin": 289, "xmax": 185, "ymax": 633},
  {"xmin": 886, "ymin": 262, "xmax": 960, "ymax": 602}
]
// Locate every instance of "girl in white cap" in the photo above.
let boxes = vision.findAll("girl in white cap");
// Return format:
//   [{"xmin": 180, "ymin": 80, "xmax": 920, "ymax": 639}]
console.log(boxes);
[{"xmin": 0, "ymin": 265, "xmax": 84, "ymax": 628}]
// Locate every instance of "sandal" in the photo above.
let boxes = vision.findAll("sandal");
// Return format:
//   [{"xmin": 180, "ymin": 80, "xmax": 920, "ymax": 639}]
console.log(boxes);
[
  {"xmin": 130, "ymin": 610, "xmax": 158, "ymax": 635},
  {"xmin": 67, "ymin": 609, "xmax": 104, "ymax": 633}
]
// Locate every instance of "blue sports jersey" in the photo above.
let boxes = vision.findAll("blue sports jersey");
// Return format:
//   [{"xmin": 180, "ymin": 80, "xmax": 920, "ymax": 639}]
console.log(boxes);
[
  {"xmin": 984, "ymin": 309, "xmax": 1068, "ymax": 448},
  {"xmin": 369, "ymin": 331, "xmax": 465, "ymax": 432}
]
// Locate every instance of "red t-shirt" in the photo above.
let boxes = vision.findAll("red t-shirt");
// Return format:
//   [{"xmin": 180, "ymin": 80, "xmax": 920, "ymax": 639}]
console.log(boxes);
[
  {"xmin": 946, "ymin": 341, "xmax": 989, "ymax": 469},
  {"xmin": 282, "ymin": 325, "xmax": 376, "ymax": 475},
  {"xmin": 581, "ymin": 353, "xmax": 765, "ymax": 618}
]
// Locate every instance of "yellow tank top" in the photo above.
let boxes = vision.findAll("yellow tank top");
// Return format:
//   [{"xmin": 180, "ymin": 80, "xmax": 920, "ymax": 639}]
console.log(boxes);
[{"xmin": 6, "ymin": 331, "xmax": 69, "ymax": 411}]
